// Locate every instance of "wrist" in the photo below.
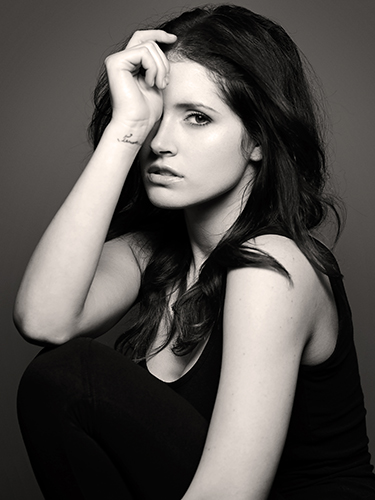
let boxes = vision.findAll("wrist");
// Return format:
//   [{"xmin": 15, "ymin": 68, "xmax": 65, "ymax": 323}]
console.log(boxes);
[{"xmin": 104, "ymin": 119, "xmax": 150, "ymax": 147}]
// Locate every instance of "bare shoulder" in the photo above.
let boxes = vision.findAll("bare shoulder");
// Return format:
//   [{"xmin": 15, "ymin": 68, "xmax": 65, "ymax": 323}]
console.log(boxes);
[
  {"xmin": 225, "ymin": 234, "xmax": 339, "ymax": 366},
  {"xmin": 225, "ymin": 234, "xmax": 329, "ymax": 346},
  {"xmin": 244, "ymin": 233, "xmax": 320, "ymax": 285},
  {"xmin": 226, "ymin": 233, "xmax": 319, "ymax": 313}
]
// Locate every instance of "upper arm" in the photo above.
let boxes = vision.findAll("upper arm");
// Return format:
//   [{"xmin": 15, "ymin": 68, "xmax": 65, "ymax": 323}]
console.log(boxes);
[
  {"xmin": 14, "ymin": 228, "xmax": 150, "ymax": 345},
  {"xmin": 73, "ymin": 232, "xmax": 148, "ymax": 338},
  {"xmin": 184, "ymin": 236, "xmax": 321, "ymax": 500}
]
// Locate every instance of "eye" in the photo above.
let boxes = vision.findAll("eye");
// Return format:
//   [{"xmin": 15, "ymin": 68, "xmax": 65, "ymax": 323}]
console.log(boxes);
[{"xmin": 184, "ymin": 111, "xmax": 211, "ymax": 126}]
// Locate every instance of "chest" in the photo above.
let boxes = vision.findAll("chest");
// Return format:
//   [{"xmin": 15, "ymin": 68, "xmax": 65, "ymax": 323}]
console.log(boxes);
[
  {"xmin": 145, "ymin": 315, "xmax": 209, "ymax": 382},
  {"xmin": 145, "ymin": 276, "xmax": 210, "ymax": 382}
]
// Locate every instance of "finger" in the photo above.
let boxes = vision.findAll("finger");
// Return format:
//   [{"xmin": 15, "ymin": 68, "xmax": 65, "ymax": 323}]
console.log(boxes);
[
  {"xmin": 125, "ymin": 41, "xmax": 169, "ymax": 89},
  {"xmin": 142, "ymin": 41, "xmax": 170, "ymax": 88},
  {"xmin": 129, "ymin": 45, "xmax": 164, "ymax": 88},
  {"xmin": 106, "ymin": 43, "xmax": 164, "ymax": 89},
  {"xmin": 127, "ymin": 29, "xmax": 177, "ymax": 49}
]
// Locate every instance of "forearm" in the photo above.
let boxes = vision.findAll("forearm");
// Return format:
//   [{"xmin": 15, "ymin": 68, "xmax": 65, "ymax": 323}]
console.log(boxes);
[
  {"xmin": 14, "ymin": 121, "xmax": 146, "ymax": 342},
  {"xmin": 14, "ymin": 28, "xmax": 176, "ymax": 342}
]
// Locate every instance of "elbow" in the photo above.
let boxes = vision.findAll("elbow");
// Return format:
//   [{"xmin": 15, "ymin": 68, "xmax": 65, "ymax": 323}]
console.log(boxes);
[{"xmin": 13, "ymin": 303, "xmax": 75, "ymax": 346}]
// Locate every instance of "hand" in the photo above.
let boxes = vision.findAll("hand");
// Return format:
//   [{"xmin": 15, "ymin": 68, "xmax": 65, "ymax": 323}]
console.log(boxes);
[{"xmin": 104, "ymin": 30, "xmax": 177, "ymax": 135}]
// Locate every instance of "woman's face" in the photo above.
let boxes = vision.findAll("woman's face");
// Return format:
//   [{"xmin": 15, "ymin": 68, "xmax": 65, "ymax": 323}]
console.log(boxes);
[{"xmin": 139, "ymin": 60, "xmax": 260, "ymax": 213}]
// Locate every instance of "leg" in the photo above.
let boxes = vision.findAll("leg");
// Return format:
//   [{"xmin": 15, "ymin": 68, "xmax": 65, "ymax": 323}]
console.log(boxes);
[{"xmin": 17, "ymin": 338, "xmax": 209, "ymax": 500}]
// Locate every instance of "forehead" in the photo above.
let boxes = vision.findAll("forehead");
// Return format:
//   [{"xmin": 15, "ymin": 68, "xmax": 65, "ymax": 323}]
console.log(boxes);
[{"xmin": 163, "ymin": 60, "xmax": 225, "ymax": 110}]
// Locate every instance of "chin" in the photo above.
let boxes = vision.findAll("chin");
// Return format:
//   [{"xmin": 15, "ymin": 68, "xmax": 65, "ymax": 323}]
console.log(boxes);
[
  {"xmin": 145, "ymin": 189, "xmax": 187, "ymax": 210},
  {"xmin": 146, "ymin": 194, "xmax": 186, "ymax": 210}
]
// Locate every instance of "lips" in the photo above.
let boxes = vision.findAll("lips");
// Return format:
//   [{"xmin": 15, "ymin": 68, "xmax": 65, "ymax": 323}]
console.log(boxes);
[
  {"xmin": 148, "ymin": 165, "xmax": 183, "ymax": 177},
  {"xmin": 146, "ymin": 164, "xmax": 184, "ymax": 186}
]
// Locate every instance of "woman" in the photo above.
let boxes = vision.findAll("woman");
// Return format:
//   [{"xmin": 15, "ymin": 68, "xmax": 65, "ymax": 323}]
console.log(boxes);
[{"xmin": 14, "ymin": 4, "xmax": 375, "ymax": 499}]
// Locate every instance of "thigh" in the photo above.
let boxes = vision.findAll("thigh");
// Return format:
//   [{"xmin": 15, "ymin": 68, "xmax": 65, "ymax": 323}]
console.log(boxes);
[{"xmin": 18, "ymin": 338, "xmax": 209, "ymax": 500}]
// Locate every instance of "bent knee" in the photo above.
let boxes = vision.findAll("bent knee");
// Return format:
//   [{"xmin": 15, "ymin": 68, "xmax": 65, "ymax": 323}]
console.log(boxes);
[{"xmin": 18, "ymin": 338, "xmax": 94, "ymax": 410}]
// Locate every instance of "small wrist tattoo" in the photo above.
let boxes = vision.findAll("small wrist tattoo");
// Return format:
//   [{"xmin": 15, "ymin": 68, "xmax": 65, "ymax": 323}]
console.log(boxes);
[{"xmin": 117, "ymin": 133, "xmax": 141, "ymax": 145}]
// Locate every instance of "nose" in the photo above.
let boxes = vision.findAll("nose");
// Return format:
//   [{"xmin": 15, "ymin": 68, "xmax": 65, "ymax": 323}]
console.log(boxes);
[{"xmin": 149, "ymin": 116, "xmax": 177, "ymax": 156}]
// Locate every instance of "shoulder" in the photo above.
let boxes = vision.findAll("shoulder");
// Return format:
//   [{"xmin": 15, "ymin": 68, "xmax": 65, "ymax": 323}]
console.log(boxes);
[
  {"xmin": 224, "ymin": 234, "xmax": 325, "ymax": 346},
  {"xmin": 236, "ymin": 233, "xmax": 320, "ymax": 288},
  {"xmin": 250, "ymin": 233, "xmax": 310, "ymax": 264}
]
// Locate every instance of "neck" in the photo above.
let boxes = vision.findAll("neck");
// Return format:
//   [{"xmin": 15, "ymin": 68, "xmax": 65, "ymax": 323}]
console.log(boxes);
[{"xmin": 184, "ymin": 187, "xmax": 249, "ymax": 272}]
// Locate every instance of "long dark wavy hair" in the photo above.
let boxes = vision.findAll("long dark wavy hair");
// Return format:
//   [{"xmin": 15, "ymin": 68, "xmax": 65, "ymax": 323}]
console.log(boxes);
[{"xmin": 88, "ymin": 4, "xmax": 342, "ymax": 361}]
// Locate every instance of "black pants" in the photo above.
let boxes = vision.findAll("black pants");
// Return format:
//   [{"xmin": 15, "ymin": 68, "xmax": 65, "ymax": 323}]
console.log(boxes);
[
  {"xmin": 17, "ymin": 338, "xmax": 210, "ymax": 500},
  {"xmin": 19, "ymin": 338, "xmax": 374, "ymax": 500}
]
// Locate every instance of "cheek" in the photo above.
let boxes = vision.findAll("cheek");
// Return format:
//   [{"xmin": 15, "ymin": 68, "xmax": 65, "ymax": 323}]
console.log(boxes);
[
  {"xmin": 204, "ymin": 123, "xmax": 241, "ymax": 148},
  {"xmin": 202, "ymin": 130, "xmax": 245, "ymax": 171}
]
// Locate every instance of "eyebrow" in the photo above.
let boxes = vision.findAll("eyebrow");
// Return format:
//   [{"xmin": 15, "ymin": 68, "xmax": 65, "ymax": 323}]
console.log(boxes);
[{"xmin": 174, "ymin": 102, "xmax": 220, "ymax": 114}]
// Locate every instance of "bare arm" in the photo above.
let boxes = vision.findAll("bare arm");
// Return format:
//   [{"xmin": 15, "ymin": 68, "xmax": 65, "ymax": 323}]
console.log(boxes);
[
  {"xmin": 182, "ymin": 236, "xmax": 332, "ymax": 500},
  {"xmin": 13, "ymin": 30, "xmax": 176, "ymax": 344}
]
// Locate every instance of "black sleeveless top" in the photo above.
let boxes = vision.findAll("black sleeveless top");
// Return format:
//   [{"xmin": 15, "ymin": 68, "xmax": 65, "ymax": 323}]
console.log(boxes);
[{"xmin": 140, "ymin": 238, "xmax": 375, "ymax": 496}]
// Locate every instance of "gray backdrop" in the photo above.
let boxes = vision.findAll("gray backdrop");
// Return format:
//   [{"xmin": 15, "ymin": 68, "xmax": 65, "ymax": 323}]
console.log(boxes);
[{"xmin": 1, "ymin": 0, "xmax": 374, "ymax": 498}]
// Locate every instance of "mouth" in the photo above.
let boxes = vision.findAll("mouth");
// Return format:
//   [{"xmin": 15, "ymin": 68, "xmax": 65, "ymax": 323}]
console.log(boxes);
[
  {"xmin": 148, "ymin": 165, "xmax": 183, "ymax": 177},
  {"xmin": 146, "ymin": 165, "xmax": 183, "ymax": 186}
]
